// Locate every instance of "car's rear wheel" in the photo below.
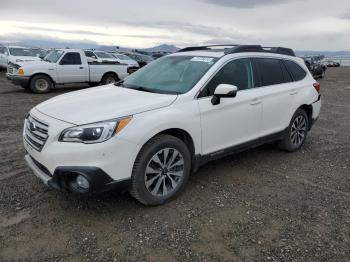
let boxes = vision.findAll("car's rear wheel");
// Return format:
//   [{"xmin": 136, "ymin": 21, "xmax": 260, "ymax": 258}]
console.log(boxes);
[
  {"xmin": 30, "ymin": 75, "xmax": 52, "ymax": 93},
  {"xmin": 130, "ymin": 134, "xmax": 191, "ymax": 206},
  {"xmin": 278, "ymin": 109, "xmax": 309, "ymax": 152},
  {"xmin": 101, "ymin": 74, "xmax": 118, "ymax": 85}
]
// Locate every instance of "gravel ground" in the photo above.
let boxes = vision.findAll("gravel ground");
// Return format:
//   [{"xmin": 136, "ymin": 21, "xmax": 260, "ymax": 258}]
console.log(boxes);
[{"xmin": 0, "ymin": 68, "xmax": 349, "ymax": 262}]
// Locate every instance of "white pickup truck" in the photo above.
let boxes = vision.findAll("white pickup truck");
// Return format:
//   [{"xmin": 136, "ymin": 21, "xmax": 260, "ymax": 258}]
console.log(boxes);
[{"xmin": 6, "ymin": 49, "xmax": 129, "ymax": 93}]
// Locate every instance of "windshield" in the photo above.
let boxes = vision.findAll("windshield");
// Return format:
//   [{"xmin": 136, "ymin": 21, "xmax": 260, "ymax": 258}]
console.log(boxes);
[
  {"xmin": 44, "ymin": 50, "xmax": 64, "ymax": 63},
  {"xmin": 9, "ymin": 48, "xmax": 42, "ymax": 57},
  {"xmin": 121, "ymin": 56, "xmax": 218, "ymax": 94},
  {"xmin": 94, "ymin": 51, "xmax": 114, "ymax": 59}
]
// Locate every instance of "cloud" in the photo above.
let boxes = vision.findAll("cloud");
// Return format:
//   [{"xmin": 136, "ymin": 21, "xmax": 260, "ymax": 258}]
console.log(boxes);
[
  {"xmin": 20, "ymin": 26, "xmax": 111, "ymax": 36},
  {"xmin": 201, "ymin": 0, "xmax": 290, "ymax": 8},
  {"xmin": 338, "ymin": 8, "xmax": 350, "ymax": 19}
]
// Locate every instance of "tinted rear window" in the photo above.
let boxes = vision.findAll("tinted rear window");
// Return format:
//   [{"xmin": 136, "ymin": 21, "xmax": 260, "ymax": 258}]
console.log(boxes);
[
  {"xmin": 255, "ymin": 58, "xmax": 285, "ymax": 86},
  {"xmin": 284, "ymin": 60, "xmax": 307, "ymax": 81}
]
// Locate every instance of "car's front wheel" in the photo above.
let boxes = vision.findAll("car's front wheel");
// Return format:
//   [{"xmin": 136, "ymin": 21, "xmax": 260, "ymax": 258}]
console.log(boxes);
[
  {"xmin": 278, "ymin": 109, "xmax": 309, "ymax": 152},
  {"xmin": 30, "ymin": 75, "xmax": 52, "ymax": 93},
  {"xmin": 130, "ymin": 134, "xmax": 191, "ymax": 206}
]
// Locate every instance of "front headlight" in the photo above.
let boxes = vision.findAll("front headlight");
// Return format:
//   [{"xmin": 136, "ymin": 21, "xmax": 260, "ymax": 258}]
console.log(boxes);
[
  {"xmin": 59, "ymin": 117, "xmax": 132, "ymax": 144},
  {"xmin": 16, "ymin": 59, "xmax": 24, "ymax": 62}
]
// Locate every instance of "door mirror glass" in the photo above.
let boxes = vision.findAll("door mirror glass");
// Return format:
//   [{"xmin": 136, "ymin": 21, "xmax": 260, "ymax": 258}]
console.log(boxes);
[{"xmin": 212, "ymin": 84, "xmax": 238, "ymax": 105}]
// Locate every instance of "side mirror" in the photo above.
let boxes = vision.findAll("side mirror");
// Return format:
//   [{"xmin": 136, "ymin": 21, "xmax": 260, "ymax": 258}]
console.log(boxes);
[
  {"xmin": 4, "ymin": 52, "xmax": 8, "ymax": 56},
  {"xmin": 211, "ymin": 84, "xmax": 238, "ymax": 105}
]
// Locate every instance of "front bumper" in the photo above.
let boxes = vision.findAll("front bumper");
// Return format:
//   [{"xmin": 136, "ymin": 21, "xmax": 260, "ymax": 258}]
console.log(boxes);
[
  {"xmin": 6, "ymin": 74, "xmax": 30, "ymax": 86},
  {"xmin": 23, "ymin": 108, "xmax": 141, "ymax": 194},
  {"xmin": 25, "ymin": 154, "xmax": 131, "ymax": 195}
]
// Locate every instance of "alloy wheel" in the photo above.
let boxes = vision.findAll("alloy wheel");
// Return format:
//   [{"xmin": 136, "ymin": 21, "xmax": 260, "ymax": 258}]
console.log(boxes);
[
  {"xmin": 290, "ymin": 115, "xmax": 307, "ymax": 146},
  {"xmin": 144, "ymin": 148, "xmax": 184, "ymax": 197}
]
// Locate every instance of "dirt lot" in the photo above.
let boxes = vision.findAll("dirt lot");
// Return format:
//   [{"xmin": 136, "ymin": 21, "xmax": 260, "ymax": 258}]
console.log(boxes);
[{"xmin": 0, "ymin": 68, "xmax": 349, "ymax": 262}]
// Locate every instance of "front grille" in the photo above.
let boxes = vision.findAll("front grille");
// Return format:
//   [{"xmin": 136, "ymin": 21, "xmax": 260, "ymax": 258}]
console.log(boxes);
[
  {"xmin": 24, "ymin": 115, "xmax": 49, "ymax": 152},
  {"xmin": 7, "ymin": 63, "xmax": 19, "ymax": 75},
  {"xmin": 7, "ymin": 66, "xmax": 14, "ymax": 75}
]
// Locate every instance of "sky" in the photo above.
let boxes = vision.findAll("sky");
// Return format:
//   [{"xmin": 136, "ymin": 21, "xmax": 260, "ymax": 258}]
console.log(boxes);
[{"xmin": 0, "ymin": 0, "xmax": 350, "ymax": 50}]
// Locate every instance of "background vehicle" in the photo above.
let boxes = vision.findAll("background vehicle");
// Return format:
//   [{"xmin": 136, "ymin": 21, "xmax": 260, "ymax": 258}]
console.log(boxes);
[
  {"xmin": 84, "ymin": 50, "xmax": 118, "ymax": 63},
  {"xmin": 23, "ymin": 45, "xmax": 321, "ymax": 205},
  {"xmin": 303, "ymin": 56, "xmax": 327, "ymax": 79},
  {"xmin": 324, "ymin": 60, "xmax": 340, "ymax": 67},
  {"xmin": 7, "ymin": 49, "xmax": 128, "ymax": 93},
  {"xmin": 108, "ymin": 52, "xmax": 140, "ymax": 73},
  {"xmin": 0, "ymin": 46, "xmax": 43, "ymax": 69},
  {"xmin": 121, "ymin": 52, "xmax": 154, "ymax": 67}
]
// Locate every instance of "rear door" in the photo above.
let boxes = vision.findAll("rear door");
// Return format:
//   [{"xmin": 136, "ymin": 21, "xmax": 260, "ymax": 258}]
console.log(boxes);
[
  {"xmin": 253, "ymin": 57, "xmax": 295, "ymax": 137},
  {"xmin": 57, "ymin": 52, "xmax": 89, "ymax": 83},
  {"xmin": 198, "ymin": 58, "xmax": 263, "ymax": 155}
]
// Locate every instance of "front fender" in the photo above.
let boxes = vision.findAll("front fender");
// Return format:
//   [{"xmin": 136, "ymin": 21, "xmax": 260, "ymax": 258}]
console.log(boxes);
[{"xmin": 117, "ymin": 101, "xmax": 202, "ymax": 155}]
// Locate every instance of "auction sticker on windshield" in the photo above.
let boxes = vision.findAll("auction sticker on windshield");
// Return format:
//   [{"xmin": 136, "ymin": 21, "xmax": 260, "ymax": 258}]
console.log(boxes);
[{"xmin": 191, "ymin": 57, "xmax": 215, "ymax": 63}]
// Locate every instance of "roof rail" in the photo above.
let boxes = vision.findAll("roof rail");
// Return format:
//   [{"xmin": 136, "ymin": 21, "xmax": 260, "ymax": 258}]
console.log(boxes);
[
  {"xmin": 177, "ymin": 45, "xmax": 238, "ymax": 53},
  {"xmin": 178, "ymin": 44, "xmax": 296, "ymax": 57}
]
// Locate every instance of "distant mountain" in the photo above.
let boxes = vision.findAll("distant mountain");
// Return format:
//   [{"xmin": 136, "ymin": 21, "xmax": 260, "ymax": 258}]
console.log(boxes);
[
  {"xmin": 143, "ymin": 44, "xmax": 180, "ymax": 53},
  {"xmin": 296, "ymin": 50, "xmax": 350, "ymax": 57},
  {"xmin": 1, "ymin": 39, "xmax": 349, "ymax": 57}
]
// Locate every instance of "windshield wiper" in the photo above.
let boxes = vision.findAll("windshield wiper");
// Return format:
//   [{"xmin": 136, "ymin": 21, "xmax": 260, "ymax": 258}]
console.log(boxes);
[
  {"xmin": 115, "ymin": 81, "xmax": 156, "ymax": 93},
  {"xmin": 128, "ymin": 85, "xmax": 156, "ymax": 93},
  {"xmin": 114, "ymin": 80, "xmax": 124, "ymax": 87}
]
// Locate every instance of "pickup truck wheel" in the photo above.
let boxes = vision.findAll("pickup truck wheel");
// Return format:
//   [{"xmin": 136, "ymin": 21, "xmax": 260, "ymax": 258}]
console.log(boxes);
[
  {"xmin": 30, "ymin": 75, "xmax": 52, "ymax": 93},
  {"xmin": 101, "ymin": 74, "xmax": 118, "ymax": 85},
  {"xmin": 130, "ymin": 134, "xmax": 191, "ymax": 206},
  {"xmin": 278, "ymin": 109, "xmax": 309, "ymax": 152}
]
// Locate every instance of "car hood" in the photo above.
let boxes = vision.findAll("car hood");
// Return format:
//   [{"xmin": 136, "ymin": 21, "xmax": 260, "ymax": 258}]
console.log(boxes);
[
  {"xmin": 35, "ymin": 84, "xmax": 177, "ymax": 125},
  {"xmin": 9, "ymin": 56, "xmax": 41, "ymax": 63},
  {"xmin": 16, "ymin": 60, "xmax": 51, "ymax": 68}
]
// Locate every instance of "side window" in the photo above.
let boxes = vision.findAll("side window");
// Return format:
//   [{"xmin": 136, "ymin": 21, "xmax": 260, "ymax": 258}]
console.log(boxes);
[
  {"xmin": 60, "ymin": 53, "xmax": 82, "ymax": 65},
  {"xmin": 284, "ymin": 60, "xmax": 307, "ymax": 81},
  {"xmin": 0, "ymin": 47, "xmax": 4, "ymax": 54},
  {"xmin": 84, "ymin": 51, "xmax": 95, "ymax": 58},
  {"xmin": 201, "ymin": 58, "xmax": 254, "ymax": 97},
  {"xmin": 280, "ymin": 60, "xmax": 293, "ymax": 83},
  {"xmin": 255, "ymin": 58, "xmax": 285, "ymax": 86}
]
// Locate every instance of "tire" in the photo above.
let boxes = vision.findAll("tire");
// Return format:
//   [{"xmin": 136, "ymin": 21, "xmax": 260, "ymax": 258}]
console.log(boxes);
[
  {"xmin": 130, "ymin": 134, "xmax": 191, "ymax": 206},
  {"xmin": 101, "ymin": 73, "xmax": 118, "ymax": 85},
  {"xmin": 30, "ymin": 75, "xmax": 52, "ymax": 94},
  {"xmin": 278, "ymin": 109, "xmax": 309, "ymax": 152}
]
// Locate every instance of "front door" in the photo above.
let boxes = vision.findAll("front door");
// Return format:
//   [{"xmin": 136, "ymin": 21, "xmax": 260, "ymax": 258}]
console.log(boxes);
[
  {"xmin": 198, "ymin": 58, "xmax": 263, "ymax": 155},
  {"xmin": 57, "ymin": 52, "xmax": 89, "ymax": 83}
]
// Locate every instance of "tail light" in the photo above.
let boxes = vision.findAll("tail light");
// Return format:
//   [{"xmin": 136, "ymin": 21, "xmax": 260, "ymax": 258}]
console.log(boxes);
[{"xmin": 313, "ymin": 83, "xmax": 321, "ymax": 93}]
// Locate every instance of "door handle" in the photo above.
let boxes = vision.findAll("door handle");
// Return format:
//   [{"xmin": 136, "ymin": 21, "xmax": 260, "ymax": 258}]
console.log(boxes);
[
  {"xmin": 79, "ymin": 66, "xmax": 84, "ymax": 69},
  {"xmin": 290, "ymin": 89, "xmax": 298, "ymax": 95},
  {"xmin": 250, "ymin": 98, "xmax": 262, "ymax": 105}
]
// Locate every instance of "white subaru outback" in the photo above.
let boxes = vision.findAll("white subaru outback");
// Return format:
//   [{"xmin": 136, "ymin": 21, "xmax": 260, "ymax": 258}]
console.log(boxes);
[{"xmin": 23, "ymin": 45, "xmax": 321, "ymax": 205}]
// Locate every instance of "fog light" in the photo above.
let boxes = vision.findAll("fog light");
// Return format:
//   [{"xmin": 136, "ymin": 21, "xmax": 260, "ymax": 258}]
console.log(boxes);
[{"xmin": 76, "ymin": 175, "xmax": 90, "ymax": 190}]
